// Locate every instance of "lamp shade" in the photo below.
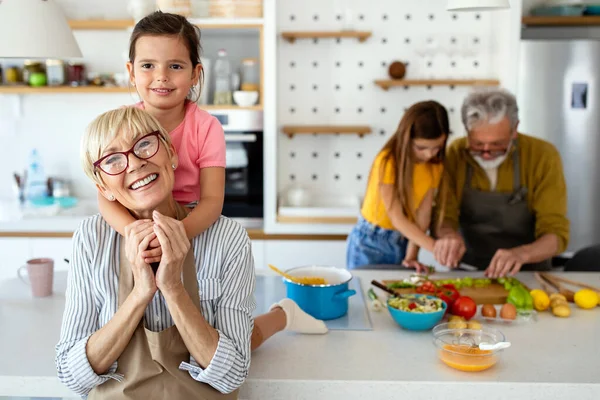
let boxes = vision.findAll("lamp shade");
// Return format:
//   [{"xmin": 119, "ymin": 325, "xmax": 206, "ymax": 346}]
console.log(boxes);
[
  {"xmin": 447, "ymin": 0, "xmax": 510, "ymax": 11},
  {"xmin": 0, "ymin": 0, "xmax": 82, "ymax": 58}
]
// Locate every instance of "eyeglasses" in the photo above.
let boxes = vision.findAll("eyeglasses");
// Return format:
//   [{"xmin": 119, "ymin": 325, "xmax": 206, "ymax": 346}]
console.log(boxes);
[
  {"xmin": 93, "ymin": 132, "xmax": 161, "ymax": 176},
  {"xmin": 469, "ymin": 148, "xmax": 508, "ymax": 157},
  {"xmin": 468, "ymin": 139, "xmax": 512, "ymax": 158}
]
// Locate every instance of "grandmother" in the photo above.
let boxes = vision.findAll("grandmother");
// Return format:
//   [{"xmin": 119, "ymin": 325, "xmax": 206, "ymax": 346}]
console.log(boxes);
[
  {"xmin": 433, "ymin": 88, "xmax": 570, "ymax": 277},
  {"xmin": 55, "ymin": 107, "xmax": 255, "ymax": 398}
]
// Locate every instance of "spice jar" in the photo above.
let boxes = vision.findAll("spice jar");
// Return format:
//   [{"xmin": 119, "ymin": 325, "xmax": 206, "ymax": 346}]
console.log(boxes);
[
  {"xmin": 23, "ymin": 60, "xmax": 44, "ymax": 84},
  {"xmin": 240, "ymin": 58, "xmax": 259, "ymax": 92},
  {"xmin": 45, "ymin": 60, "xmax": 65, "ymax": 86},
  {"xmin": 5, "ymin": 66, "xmax": 21, "ymax": 84},
  {"xmin": 67, "ymin": 62, "xmax": 86, "ymax": 86}
]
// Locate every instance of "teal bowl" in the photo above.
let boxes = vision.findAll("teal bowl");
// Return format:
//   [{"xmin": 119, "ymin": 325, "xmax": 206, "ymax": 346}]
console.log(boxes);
[{"xmin": 387, "ymin": 295, "xmax": 447, "ymax": 331}]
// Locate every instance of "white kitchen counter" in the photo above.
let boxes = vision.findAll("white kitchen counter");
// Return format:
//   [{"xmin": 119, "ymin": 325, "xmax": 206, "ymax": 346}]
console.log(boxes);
[{"xmin": 1, "ymin": 270, "xmax": 599, "ymax": 399}]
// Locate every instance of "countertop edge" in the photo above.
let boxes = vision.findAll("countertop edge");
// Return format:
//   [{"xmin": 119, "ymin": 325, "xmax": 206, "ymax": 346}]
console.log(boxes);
[
  {"xmin": 3, "ymin": 376, "xmax": 599, "ymax": 399},
  {"xmin": 0, "ymin": 229, "xmax": 348, "ymax": 240}
]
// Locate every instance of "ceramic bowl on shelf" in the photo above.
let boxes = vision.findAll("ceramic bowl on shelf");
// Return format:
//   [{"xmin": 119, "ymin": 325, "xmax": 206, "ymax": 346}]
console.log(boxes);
[{"xmin": 233, "ymin": 90, "xmax": 259, "ymax": 107}]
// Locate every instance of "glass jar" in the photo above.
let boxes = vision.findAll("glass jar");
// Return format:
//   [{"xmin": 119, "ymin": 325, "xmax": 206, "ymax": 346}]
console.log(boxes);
[
  {"xmin": 5, "ymin": 66, "xmax": 21, "ymax": 84},
  {"xmin": 67, "ymin": 62, "xmax": 86, "ymax": 86},
  {"xmin": 45, "ymin": 60, "xmax": 65, "ymax": 86},
  {"xmin": 23, "ymin": 60, "xmax": 44, "ymax": 84},
  {"xmin": 240, "ymin": 58, "xmax": 259, "ymax": 92}
]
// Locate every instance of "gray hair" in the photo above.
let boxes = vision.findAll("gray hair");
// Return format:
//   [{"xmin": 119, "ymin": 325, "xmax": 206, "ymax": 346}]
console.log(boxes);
[{"xmin": 461, "ymin": 88, "xmax": 519, "ymax": 132}]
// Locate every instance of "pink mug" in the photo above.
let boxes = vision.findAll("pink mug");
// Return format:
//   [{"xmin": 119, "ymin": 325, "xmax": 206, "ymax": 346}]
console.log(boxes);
[{"xmin": 18, "ymin": 258, "xmax": 54, "ymax": 297}]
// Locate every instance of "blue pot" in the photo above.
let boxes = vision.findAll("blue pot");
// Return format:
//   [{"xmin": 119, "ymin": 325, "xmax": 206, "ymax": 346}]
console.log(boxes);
[{"xmin": 283, "ymin": 265, "xmax": 356, "ymax": 320}]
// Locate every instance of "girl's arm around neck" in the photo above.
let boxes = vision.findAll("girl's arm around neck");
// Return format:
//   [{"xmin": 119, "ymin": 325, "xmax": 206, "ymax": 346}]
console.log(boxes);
[{"xmin": 182, "ymin": 167, "xmax": 225, "ymax": 239}]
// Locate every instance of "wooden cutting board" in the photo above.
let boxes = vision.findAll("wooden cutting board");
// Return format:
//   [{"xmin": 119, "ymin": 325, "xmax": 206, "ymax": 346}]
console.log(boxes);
[{"xmin": 382, "ymin": 280, "xmax": 512, "ymax": 305}]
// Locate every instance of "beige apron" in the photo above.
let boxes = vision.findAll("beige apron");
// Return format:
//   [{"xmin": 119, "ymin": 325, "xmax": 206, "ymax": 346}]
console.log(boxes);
[{"xmin": 89, "ymin": 204, "xmax": 239, "ymax": 400}]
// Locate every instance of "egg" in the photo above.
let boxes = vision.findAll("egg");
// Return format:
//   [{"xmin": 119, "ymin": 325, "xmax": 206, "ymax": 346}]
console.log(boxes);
[
  {"xmin": 500, "ymin": 303, "xmax": 517, "ymax": 320},
  {"xmin": 481, "ymin": 304, "xmax": 497, "ymax": 318}
]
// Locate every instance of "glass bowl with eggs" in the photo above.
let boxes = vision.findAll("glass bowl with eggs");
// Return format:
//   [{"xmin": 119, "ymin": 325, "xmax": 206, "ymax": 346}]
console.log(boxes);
[{"xmin": 432, "ymin": 322, "xmax": 509, "ymax": 372}]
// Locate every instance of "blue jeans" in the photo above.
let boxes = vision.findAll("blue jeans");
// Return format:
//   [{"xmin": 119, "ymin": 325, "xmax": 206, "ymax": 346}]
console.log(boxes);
[{"xmin": 346, "ymin": 217, "xmax": 408, "ymax": 269}]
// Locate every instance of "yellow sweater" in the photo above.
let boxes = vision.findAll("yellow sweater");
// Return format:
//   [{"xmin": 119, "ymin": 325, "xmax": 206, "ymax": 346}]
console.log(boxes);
[
  {"xmin": 439, "ymin": 133, "xmax": 569, "ymax": 253},
  {"xmin": 361, "ymin": 150, "xmax": 443, "ymax": 230}
]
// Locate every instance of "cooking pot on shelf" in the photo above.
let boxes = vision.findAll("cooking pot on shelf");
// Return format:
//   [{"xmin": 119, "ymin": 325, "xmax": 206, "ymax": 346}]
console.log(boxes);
[{"xmin": 283, "ymin": 265, "xmax": 356, "ymax": 320}]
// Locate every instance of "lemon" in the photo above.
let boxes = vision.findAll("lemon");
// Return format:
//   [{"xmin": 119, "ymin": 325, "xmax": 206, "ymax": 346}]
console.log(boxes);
[
  {"xmin": 574, "ymin": 289, "xmax": 599, "ymax": 309},
  {"xmin": 530, "ymin": 289, "xmax": 550, "ymax": 311}
]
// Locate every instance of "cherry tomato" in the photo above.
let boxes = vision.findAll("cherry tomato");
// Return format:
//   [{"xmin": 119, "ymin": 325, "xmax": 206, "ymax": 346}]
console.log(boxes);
[
  {"xmin": 451, "ymin": 296, "xmax": 477, "ymax": 320},
  {"xmin": 408, "ymin": 302, "xmax": 417, "ymax": 310}
]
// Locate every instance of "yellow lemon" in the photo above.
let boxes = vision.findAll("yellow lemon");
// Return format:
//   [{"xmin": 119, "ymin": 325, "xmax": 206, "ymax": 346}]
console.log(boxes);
[
  {"xmin": 530, "ymin": 289, "xmax": 550, "ymax": 311},
  {"xmin": 574, "ymin": 289, "xmax": 599, "ymax": 309}
]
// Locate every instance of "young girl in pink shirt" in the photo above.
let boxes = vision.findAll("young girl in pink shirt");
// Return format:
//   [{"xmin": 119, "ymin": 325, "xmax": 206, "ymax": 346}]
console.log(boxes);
[{"xmin": 98, "ymin": 11, "xmax": 326, "ymax": 351}]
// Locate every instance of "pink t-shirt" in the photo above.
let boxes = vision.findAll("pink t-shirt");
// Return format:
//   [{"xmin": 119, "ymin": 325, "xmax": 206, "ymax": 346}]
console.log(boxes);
[{"xmin": 135, "ymin": 101, "xmax": 226, "ymax": 204}]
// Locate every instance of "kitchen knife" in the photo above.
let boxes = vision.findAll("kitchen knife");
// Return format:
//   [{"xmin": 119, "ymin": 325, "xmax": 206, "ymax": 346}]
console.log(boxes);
[{"xmin": 456, "ymin": 263, "xmax": 478, "ymax": 271}]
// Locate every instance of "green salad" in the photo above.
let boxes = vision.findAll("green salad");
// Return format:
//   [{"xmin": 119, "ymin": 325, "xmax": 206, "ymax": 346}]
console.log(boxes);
[{"xmin": 388, "ymin": 295, "xmax": 444, "ymax": 313}]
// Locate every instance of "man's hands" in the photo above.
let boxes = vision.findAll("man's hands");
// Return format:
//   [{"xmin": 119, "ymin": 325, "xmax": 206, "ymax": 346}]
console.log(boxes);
[
  {"xmin": 485, "ymin": 247, "xmax": 528, "ymax": 278},
  {"xmin": 433, "ymin": 233, "xmax": 466, "ymax": 268}
]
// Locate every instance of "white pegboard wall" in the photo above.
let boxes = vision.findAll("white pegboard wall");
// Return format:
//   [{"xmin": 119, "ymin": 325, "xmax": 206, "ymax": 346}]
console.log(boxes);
[{"xmin": 276, "ymin": 0, "xmax": 503, "ymax": 199}]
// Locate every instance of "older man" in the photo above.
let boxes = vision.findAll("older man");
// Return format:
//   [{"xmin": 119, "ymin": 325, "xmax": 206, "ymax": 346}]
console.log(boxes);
[{"xmin": 434, "ymin": 88, "xmax": 570, "ymax": 277}]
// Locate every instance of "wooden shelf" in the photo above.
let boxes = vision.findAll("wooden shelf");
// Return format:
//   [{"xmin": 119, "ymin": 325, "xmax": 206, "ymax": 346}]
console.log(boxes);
[
  {"xmin": 522, "ymin": 16, "xmax": 600, "ymax": 26},
  {"xmin": 374, "ymin": 79, "xmax": 500, "ymax": 90},
  {"xmin": 68, "ymin": 18, "xmax": 264, "ymax": 30},
  {"xmin": 0, "ymin": 86, "xmax": 132, "ymax": 94},
  {"xmin": 277, "ymin": 215, "xmax": 358, "ymax": 224},
  {"xmin": 0, "ymin": 86, "xmax": 263, "ymax": 110},
  {"xmin": 281, "ymin": 31, "xmax": 372, "ymax": 43},
  {"xmin": 68, "ymin": 19, "xmax": 133, "ymax": 30},
  {"xmin": 281, "ymin": 125, "xmax": 372, "ymax": 138}
]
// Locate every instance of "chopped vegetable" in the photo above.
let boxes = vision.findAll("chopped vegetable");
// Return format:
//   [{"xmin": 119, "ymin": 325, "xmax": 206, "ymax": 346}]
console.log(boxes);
[{"xmin": 388, "ymin": 295, "xmax": 444, "ymax": 313}]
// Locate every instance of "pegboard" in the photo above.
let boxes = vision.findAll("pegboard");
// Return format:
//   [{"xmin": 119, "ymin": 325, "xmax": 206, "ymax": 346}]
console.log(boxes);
[{"xmin": 276, "ymin": 0, "xmax": 501, "ymax": 200}]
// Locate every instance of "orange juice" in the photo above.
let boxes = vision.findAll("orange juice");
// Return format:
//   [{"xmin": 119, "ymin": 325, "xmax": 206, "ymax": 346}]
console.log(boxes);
[{"xmin": 439, "ymin": 344, "xmax": 497, "ymax": 372}]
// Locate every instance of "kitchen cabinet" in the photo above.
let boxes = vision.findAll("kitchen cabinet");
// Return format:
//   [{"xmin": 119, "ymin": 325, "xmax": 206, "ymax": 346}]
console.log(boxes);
[
  {"xmin": 0, "ymin": 238, "xmax": 31, "ymax": 282},
  {"xmin": 263, "ymin": 240, "xmax": 347, "ymax": 270},
  {"xmin": 30, "ymin": 238, "xmax": 73, "ymax": 273},
  {"xmin": 251, "ymin": 240, "xmax": 265, "ymax": 269}
]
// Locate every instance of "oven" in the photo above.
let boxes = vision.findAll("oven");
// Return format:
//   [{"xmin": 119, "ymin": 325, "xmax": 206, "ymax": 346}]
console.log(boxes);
[{"xmin": 209, "ymin": 109, "xmax": 263, "ymax": 225}]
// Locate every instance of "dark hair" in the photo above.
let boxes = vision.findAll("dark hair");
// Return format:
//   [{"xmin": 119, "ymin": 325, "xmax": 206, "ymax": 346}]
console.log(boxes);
[
  {"xmin": 375, "ymin": 100, "xmax": 450, "ymax": 226},
  {"xmin": 129, "ymin": 11, "xmax": 204, "ymax": 102}
]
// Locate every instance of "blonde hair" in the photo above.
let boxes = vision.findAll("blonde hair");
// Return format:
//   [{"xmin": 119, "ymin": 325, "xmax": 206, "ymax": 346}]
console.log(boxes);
[{"xmin": 81, "ymin": 107, "xmax": 172, "ymax": 187}]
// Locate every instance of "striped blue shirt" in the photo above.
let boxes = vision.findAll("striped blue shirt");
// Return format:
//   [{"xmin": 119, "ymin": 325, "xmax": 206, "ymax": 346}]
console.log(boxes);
[{"xmin": 55, "ymin": 214, "xmax": 256, "ymax": 397}]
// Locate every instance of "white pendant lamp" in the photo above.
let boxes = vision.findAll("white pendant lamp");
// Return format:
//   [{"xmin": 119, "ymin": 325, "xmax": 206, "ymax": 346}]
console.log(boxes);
[
  {"xmin": 0, "ymin": 0, "xmax": 82, "ymax": 58},
  {"xmin": 447, "ymin": 0, "xmax": 510, "ymax": 11}
]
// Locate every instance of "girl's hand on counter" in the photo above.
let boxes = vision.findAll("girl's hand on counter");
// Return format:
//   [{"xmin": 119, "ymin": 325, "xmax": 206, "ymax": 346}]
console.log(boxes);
[{"xmin": 402, "ymin": 259, "xmax": 429, "ymax": 274}]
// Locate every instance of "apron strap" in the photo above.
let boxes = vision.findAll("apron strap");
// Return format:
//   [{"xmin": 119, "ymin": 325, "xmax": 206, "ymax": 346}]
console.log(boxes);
[
  {"xmin": 512, "ymin": 139, "xmax": 521, "ymax": 191},
  {"xmin": 465, "ymin": 162, "xmax": 473, "ymax": 189}
]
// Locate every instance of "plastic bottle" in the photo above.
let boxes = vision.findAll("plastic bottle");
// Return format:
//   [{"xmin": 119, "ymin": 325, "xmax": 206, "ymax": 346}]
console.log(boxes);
[
  {"xmin": 213, "ymin": 49, "xmax": 232, "ymax": 105},
  {"xmin": 25, "ymin": 149, "xmax": 48, "ymax": 201}
]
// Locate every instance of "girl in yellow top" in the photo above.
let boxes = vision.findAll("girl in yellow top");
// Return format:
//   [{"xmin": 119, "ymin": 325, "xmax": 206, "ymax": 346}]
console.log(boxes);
[{"xmin": 346, "ymin": 101, "xmax": 451, "ymax": 270}]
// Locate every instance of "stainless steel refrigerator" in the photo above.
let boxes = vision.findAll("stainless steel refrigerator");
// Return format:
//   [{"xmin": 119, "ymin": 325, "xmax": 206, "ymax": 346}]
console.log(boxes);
[{"xmin": 517, "ymin": 37, "xmax": 600, "ymax": 254}]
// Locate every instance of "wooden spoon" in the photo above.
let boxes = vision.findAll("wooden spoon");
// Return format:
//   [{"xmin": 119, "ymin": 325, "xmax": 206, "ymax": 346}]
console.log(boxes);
[
  {"xmin": 268, "ymin": 264, "xmax": 326, "ymax": 285},
  {"xmin": 540, "ymin": 273, "xmax": 575, "ymax": 302}
]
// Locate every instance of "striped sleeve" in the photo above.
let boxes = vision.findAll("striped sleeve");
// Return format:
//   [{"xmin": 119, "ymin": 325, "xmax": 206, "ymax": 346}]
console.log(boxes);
[
  {"xmin": 55, "ymin": 219, "xmax": 122, "ymax": 396},
  {"xmin": 181, "ymin": 227, "xmax": 256, "ymax": 393}
]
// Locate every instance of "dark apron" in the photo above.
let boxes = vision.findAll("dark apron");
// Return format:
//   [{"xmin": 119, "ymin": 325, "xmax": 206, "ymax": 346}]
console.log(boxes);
[{"xmin": 459, "ymin": 147, "xmax": 552, "ymax": 271}]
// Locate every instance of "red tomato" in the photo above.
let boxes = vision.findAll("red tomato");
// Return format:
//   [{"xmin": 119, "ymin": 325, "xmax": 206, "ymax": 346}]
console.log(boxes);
[
  {"xmin": 451, "ymin": 296, "xmax": 477, "ymax": 320},
  {"xmin": 408, "ymin": 302, "xmax": 417, "ymax": 310},
  {"xmin": 435, "ymin": 291, "xmax": 452, "ymax": 315}
]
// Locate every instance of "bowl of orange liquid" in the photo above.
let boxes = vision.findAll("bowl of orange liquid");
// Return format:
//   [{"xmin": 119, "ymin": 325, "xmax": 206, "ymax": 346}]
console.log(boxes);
[{"xmin": 432, "ymin": 323, "xmax": 507, "ymax": 372}]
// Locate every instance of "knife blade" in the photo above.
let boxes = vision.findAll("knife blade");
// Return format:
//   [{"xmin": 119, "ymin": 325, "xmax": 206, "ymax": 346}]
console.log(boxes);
[{"xmin": 457, "ymin": 263, "xmax": 478, "ymax": 271}]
